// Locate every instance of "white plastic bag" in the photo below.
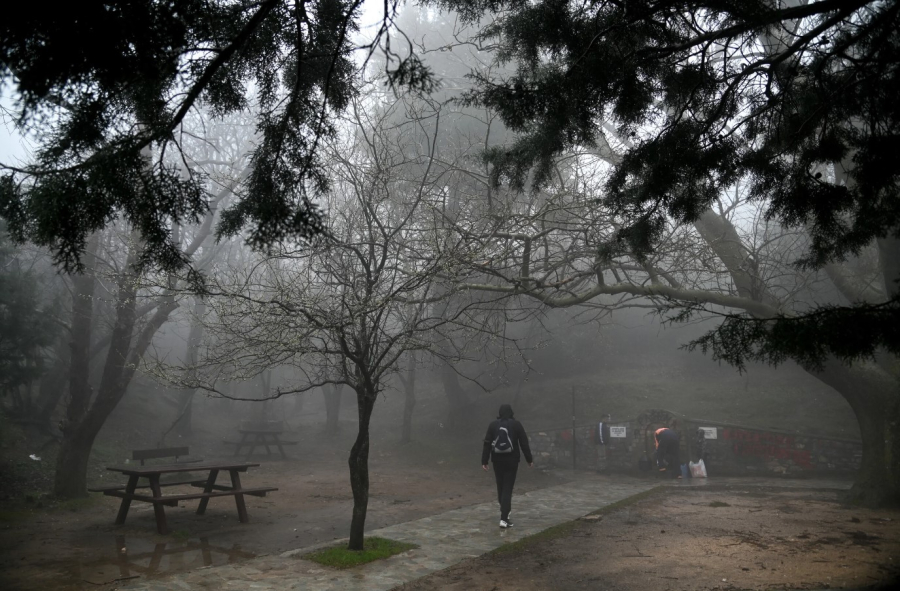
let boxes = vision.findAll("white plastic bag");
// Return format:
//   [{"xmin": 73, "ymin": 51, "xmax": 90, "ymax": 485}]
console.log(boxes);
[{"xmin": 689, "ymin": 459, "xmax": 707, "ymax": 478}]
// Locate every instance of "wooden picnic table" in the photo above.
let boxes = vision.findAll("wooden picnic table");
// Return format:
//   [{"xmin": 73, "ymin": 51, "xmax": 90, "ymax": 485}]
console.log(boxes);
[
  {"xmin": 91, "ymin": 462, "xmax": 276, "ymax": 534},
  {"xmin": 227, "ymin": 426, "xmax": 297, "ymax": 459}
]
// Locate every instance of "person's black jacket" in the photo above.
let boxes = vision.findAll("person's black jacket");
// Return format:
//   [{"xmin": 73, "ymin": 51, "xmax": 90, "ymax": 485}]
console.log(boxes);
[{"xmin": 482, "ymin": 404, "xmax": 533, "ymax": 465}]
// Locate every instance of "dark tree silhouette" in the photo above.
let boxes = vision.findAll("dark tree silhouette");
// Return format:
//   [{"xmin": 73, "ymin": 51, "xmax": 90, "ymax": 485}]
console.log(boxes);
[{"xmin": 1, "ymin": 0, "xmax": 430, "ymax": 272}]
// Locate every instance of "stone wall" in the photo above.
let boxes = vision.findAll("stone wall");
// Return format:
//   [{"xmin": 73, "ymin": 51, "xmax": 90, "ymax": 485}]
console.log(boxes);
[
  {"xmin": 526, "ymin": 409, "xmax": 861, "ymax": 477},
  {"xmin": 527, "ymin": 423, "xmax": 643, "ymax": 472}
]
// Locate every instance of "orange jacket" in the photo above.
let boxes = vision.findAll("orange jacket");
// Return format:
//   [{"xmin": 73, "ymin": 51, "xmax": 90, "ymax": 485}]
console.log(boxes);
[{"xmin": 654, "ymin": 427, "xmax": 670, "ymax": 449}]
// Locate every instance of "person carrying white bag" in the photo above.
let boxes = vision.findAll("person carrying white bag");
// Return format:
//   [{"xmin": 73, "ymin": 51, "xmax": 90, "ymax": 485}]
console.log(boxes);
[{"xmin": 690, "ymin": 428, "xmax": 708, "ymax": 478}]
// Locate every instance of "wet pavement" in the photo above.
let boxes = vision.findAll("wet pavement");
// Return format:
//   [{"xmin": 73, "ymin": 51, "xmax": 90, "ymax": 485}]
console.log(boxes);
[{"xmin": 115, "ymin": 474, "xmax": 852, "ymax": 591}]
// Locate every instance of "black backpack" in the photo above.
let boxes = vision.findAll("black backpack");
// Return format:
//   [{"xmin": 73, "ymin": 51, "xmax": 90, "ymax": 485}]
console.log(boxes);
[{"xmin": 492, "ymin": 420, "xmax": 514, "ymax": 454}]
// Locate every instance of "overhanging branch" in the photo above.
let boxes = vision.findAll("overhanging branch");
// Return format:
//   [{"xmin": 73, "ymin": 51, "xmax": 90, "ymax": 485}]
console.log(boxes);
[{"xmin": 460, "ymin": 280, "xmax": 782, "ymax": 317}]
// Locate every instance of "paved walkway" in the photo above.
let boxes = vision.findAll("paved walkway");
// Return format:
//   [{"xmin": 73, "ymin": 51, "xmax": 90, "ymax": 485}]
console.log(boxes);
[
  {"xmin": 119, "ymin": 475, "xmax": 654, "ymax": 591},
  {"xmin": 118, "ymin": 475, "xmax": 851, "ymax": 591}
]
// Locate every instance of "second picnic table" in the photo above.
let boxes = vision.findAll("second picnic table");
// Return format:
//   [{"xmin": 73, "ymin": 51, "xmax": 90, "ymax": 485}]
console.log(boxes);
[
  {"xmin": 227, "ymin": 421, "xmax": 297, "ymax": 459},
  {"xmin": 93, "ymin": 461, "xmax": 276, "ymax": 534}
]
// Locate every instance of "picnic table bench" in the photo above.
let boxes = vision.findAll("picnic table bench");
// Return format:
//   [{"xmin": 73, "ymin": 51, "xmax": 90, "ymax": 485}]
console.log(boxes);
[
  {"xmin": 88, "ymin": 446, "xmax": 206, "ymax": 494},
  {"xmin": 223, "ymin": 421, "xmax": 298, "ymax": 459},
  {"xmin": 88, "ymin": 461, "xmax": 276, "ymax": 534}
]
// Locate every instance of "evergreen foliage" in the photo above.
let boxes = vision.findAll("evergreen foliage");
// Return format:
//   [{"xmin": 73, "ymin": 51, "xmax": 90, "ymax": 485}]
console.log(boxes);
[
  {"xmin": 430, "ymin": 0, "xmax": 900, "ymax": 367},
  {"xmin": 0, "ymin": 0, "xmax": 414, "ymax": 272},
  {"xmin": 686, "ymin": 299, "xmax": 900, "ymax": 371}
]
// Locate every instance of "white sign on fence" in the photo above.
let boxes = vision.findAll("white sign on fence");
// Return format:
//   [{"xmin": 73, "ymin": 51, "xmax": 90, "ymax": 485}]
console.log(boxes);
[
  {"xmin": 609, "ymin": 426, "xmax": 627, "ymax": 438},
  {"xmin": 699, "ymin": 427, "xmax": 718, "ymax": 439}
]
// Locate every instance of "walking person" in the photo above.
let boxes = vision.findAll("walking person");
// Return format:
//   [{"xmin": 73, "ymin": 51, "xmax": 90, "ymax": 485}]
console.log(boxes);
[
  {"xmin": 482, "ymin": 404, "xmax": 533, "ymax": 528},
  {"xmin": 596, "ymin": 413, "xmax": 612, "ymax": 472}
]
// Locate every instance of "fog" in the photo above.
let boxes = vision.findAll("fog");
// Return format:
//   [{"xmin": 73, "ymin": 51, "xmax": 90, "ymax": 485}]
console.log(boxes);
[
  {"xmin": 1, "ymin": 3, "xmax": 881, "ymax": 587},
  {"xmin": 111, "ymin": 300, "xmax": 857, "ymax": 450},
  {"xmin": 0, "ymin": 0, "xmax": 861, "ymax": 483}
]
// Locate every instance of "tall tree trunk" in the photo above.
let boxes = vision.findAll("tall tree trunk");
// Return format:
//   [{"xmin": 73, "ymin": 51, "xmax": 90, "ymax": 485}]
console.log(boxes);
[
  {"xmin": 347, "ymin": 384, "xmax": 376, "ymax": 550},
  {"xmin": 323, "ymin": 383, "xmax": 343, "ymax": 435},
  {"xmin": 54, "ymin": 235, "xmax": 98, "ymax": 498},
  {"xmin": 695, "ymin": 209, "xmax": 900, "ymax": 505},
  {"xmin": 53, "ymin": 423, "xmax": 98, "ymax": 499},
  {"xmin": 401, "ymin": 352, "xmax": 416, "ymax": 444},
  {"xmin": 175, "ymin": 297, "xmax": 206, "ymax": 438},
  {"xmin": 814, "ymin": 361, "xmax": 900, "ymax": 505}
]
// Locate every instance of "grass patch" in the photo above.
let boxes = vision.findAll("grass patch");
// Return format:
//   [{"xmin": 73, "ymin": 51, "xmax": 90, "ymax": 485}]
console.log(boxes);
[
  {"xmin": 303, "ymin": 537, "xmax": 417, "ymax": 569},
  {"xmin": 489, "ymin": 486, "xmax": 664, "ymax": 557},
  {"xmin": 709, "ymin": 501, "xmax": 731, "ymax": 508},
  {"xmin": 171, "ymin": 529, "xmax": 191, "ymax": 542}
]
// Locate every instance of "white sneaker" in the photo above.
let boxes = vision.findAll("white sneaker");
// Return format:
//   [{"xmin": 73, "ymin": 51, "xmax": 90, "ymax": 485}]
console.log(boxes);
[{"xmin": 499, "ymin": 520, "xmax": 513, "ymax": 528}]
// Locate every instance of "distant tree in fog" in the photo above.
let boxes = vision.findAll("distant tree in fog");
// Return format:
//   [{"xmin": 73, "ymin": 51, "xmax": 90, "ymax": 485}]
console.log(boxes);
[{"xmin": 0, "ymin": 225, "xmax": 59, "ymax": 417}]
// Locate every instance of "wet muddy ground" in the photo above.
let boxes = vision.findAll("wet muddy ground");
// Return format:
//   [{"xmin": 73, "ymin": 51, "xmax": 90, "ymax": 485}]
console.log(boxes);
[
  {"xmin": 396, "ymin": 484, "xmax": 900, "ymax": 591},
  {"xmin": 2, "ymin": 402, "xmax": 895, "ymax": 591},
  {"xmin": 0, "ymin": 429, "xmax": 568, "ymax": 591}
]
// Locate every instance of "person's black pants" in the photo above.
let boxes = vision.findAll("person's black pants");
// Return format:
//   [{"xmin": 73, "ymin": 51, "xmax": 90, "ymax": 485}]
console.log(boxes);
[
  {"xmin": 657, "ymin": 434, "xmax": 681, "ymax": 478},
  {"xmin": 492, "ymin": 461, "xmax": 519, "ymax": 521}
]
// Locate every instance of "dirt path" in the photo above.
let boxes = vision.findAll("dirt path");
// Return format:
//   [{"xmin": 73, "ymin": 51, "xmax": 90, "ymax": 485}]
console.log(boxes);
[
  {"xmin": 396, "ymin": 484, "xmax": 900, "ymax": 591},
  {"xmin": 401, "ymin": 487, "xmax": 900, "ymax": 591}
]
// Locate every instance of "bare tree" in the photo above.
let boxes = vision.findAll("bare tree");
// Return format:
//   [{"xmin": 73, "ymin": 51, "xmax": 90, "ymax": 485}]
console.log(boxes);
[{"xmin": 158, "ymin": 93, "xmax": 515, "ymax": 549}]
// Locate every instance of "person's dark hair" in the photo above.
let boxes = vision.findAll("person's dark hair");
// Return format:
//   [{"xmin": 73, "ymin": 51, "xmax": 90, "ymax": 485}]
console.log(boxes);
[{"xmin": 498, "ymin": 404, "xmax": 514, "ymax": 419}]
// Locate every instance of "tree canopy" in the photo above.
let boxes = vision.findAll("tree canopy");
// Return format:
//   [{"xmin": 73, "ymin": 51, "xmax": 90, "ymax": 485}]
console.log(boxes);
[
  {"xmin": 429, "ymin": 0, "xmax": 900, "ymax": 368},
  {"xmin": 0, "ymin": 0, "xmax": 413, "ymax": 272}
]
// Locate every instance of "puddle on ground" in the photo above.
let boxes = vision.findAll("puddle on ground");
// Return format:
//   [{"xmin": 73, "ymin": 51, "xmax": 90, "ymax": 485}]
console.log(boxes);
[{"xmin": 66, "ymin": 536, "xmax": 256, "ymax": 586}]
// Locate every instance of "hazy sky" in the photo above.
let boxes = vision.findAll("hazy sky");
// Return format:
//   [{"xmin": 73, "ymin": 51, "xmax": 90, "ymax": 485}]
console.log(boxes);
[{"xmin": 0, "ymin": 90, "xmax": 31, "ymax": 165}]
